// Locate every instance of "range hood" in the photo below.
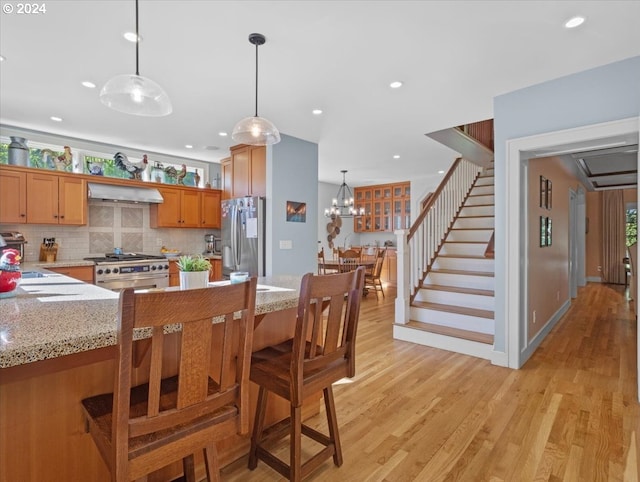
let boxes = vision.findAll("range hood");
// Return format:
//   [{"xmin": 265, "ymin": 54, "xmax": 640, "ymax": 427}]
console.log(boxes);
[{"xmin": 88, "ymin": 183, "xmax": 164, "ymax": 204}]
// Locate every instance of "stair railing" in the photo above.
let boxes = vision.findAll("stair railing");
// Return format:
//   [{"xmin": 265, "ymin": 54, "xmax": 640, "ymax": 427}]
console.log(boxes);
[{"xmin": 395, "ymin": 157, "xmax": 481, "ymax": 324}]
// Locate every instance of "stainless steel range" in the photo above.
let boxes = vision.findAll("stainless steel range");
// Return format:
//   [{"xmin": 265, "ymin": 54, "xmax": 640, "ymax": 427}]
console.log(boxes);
[{"xmin": 84, "ymin": 254, "xmax": 169, "ymax": 291}]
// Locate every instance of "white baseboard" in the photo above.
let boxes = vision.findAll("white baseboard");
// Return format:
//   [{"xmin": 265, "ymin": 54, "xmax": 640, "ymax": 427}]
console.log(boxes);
[
  {"xmin": 586, "ymin": 276, "xmax": 602, "ymax": 283},
  {"xmin": 519, "ymin": 299, "xmax": 571, "ymax": 365}
]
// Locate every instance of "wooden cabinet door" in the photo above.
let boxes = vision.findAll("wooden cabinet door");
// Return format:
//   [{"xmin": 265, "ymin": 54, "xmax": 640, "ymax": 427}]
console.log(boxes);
[
  {"xmin": 249, "ymin": 146, "xmax": 266, "ymax": 197},
  {"xmin": 152, "ymin": 188, "xmax": 182, "ymax": 227},
  {"xmin": 48, "ymin": 265, "xmax": 94, "ymax": 283},
  {"xmin": 0, "ymin": 169, "xmax": 27, "ymax": 223},
  {"xmin": 168, "ymin": 260, "xmax": 179, "ymax": 287},
  {"xmin": 232, "ymin": 146, "xmax": 249, "ymax": 197},
  {"xmin": 200, "ymin": 190, "xmax": 221, "ymax": 228},
  {"xmin": 26, "ymin": 172, "xmax": 59, "ymax": 224},
  {"xmin": 180, "ymin": 190, "xmax": 200, "ymax": 227},
  {"xmin": 221, "ymin": 158, "xmax": 232, "ymax": 200},
  {"xmin": 58, "ymin": 177, "xmax": 86, "ymax": 225}
]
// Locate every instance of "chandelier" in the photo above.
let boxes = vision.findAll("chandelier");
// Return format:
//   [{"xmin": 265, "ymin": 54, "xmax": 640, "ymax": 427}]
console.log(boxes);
[{"xmin": 324, "ymin": 170, "xmax": 364, "ymax": 218}]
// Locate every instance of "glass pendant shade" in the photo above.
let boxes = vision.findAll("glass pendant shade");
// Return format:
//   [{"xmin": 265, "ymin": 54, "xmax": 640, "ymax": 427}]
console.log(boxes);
[
  {"xmin": 232, "ymin": 115, "xmax": 281, "ymax": 146},
  {"xmin": 100, "ymin": 74, "xmax": 172, "ymax": 116}
]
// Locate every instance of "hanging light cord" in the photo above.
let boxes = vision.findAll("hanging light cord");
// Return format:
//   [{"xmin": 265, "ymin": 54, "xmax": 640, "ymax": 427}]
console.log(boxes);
[
  {"xmin": 135, "ymin": 0, "xmax": 140, "ymax": 76},
  {"xmin": 254, "ymin": 40, "xmax": 259, "ymax": 117}
]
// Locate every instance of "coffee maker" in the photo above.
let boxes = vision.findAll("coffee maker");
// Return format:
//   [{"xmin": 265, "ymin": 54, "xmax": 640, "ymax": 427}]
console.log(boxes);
[{"xmin": 204, "ymin": 234, "xmax": 221, "ymax": 255}]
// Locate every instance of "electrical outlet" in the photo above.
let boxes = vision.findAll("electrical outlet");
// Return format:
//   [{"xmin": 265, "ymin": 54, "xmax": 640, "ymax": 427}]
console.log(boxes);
[
  {"xmin": 156, "ymin": 238, "xmax": 163, "ymax": 247},
  {"xmin": 533, "ymin": 310, "xmax": 537, "ymax": 324},
  {"xmin": 597, "ymin": 265, "xmax": 602, "ymax": 272}
]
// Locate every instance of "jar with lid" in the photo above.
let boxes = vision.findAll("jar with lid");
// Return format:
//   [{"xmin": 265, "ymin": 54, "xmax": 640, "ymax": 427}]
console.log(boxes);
[{"xmin": 8, "ymin": 136, "xmax": 29, "ymax": 166}]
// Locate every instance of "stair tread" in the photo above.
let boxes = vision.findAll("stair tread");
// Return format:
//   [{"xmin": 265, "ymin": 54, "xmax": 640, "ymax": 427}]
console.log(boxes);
[
  {"xmin": 438, "ymin": 254, "xmax": 493, "ymax": 259},
  {"xmin": 411, "ymin": 301, "xmax": 494, "ymax": 319},
  {"xmin": 430, "ymin": 268, "xmax": 494, "ymax": 277},
  {"xmin": 444, "ymin": 240, "xmax": 489, "ymax": 245},
  {"xmin": 420, "ymin": 284, "xmax": 494, "ymax": 297},
  {"xmin": 457, "ymin": 215, "xmax": 494, "ymax": 219},
  {"xmin": 450, "ymin": 227, "xmax": 494, "ymax": 231},
  {"xmin": 404, "ymin": 320, "xmax": 495, "ymax": 345},
  {"xmin": 461, "ymin": 203, "xmax": 494, "ymax": 207}
]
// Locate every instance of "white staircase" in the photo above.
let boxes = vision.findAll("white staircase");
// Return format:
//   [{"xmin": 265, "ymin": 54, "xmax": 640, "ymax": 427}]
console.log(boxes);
[{"xmin": 394, "ymin": 164, "xmax": 496, "ymax": 359}]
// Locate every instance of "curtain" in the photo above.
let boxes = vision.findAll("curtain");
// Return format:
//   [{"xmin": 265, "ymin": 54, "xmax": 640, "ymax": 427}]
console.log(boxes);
[{"xmin": 601, "ymin": 190, "xmax": 626, "ymax": 284}]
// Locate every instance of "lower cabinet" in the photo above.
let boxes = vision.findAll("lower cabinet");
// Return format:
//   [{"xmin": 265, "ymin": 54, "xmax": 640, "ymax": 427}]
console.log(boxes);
[
  {"xmin": 47, "ymin": 265, "xmax": 94, "ymax": 283},
  {"xmin": 382, "ymin": 249, "xmax": 397, "ymax": 285}
]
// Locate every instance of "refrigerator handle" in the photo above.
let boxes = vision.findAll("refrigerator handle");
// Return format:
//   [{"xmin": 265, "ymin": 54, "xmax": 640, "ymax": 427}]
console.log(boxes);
[{"xmin": 234, "ymin": 205, "xmax": 242, "ymax": 267}]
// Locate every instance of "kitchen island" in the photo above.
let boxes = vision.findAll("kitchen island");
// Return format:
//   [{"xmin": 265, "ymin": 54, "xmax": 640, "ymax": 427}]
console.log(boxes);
[{"xmin": 0, "ymin": 269, "xmax": 306, "ymax": 481}]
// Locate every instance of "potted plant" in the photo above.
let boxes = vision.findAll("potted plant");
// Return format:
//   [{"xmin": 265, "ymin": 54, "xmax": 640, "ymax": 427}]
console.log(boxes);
[{"xmin": 176, "ymin": 254, "xmax": 211, "ymax": 290}]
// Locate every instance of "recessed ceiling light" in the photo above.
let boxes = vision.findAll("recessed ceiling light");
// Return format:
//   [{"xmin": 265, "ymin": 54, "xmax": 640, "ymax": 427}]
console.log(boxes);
[
  {"xmin": 393, "ymin": 154, "xmax": 400, "ymax": 159},
  {"xmin": 185, "ymin": 144, "xmax": 193, "ymax": 149},
  {"xmin": 312, "ymin": 109, "xmax": 323, "ymax": 115},
  {"xmin": 0, "ymin": 55, "xmax": 5, "ymax": 62},
  {"xmin": 389, "ymin": 81, "xmax": 403, "ymax": 89},
  {"xmin": 50, "ymin": 116, "xmax": 63, "ymax": 122},
  {"xmin": 218, "ymin": 132, "xmax": 228, "ymax": 137},
  {"xmin": 438, "ymin": 170, "xmax": 445, "ymax": 174},
  {"xmin": 564, "ymin": 16, "xmax": 585, "ymax": 29},
  {"xmin": 123, "ymin": 32, "xmax": 142, "ymax": 42},
  {"xmin": 81, "ymin": 81, "xmax": 96, "ymax": 89}
]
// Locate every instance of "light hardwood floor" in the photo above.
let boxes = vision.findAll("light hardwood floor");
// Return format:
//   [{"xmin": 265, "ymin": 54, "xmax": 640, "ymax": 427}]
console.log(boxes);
[{"xmin": 221, "ymin": 283, "xmax": 639, "ymax": 481}]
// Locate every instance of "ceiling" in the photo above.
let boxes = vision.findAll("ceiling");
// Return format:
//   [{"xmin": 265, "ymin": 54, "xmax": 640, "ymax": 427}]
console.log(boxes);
[{"xmin": 1, "ymin": 1, "xmax": 639, "ymax": 187}]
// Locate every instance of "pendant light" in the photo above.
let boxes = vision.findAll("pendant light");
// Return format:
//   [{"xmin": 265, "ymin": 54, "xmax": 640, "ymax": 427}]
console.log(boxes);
[
  {"xmin": 232, "ymin": 33, "xmax": 281, "ymax": 146},
  {"xmin": 324, "ymin": 170, "xmax": 365, "ymax": 218},
  {"xmin": 100, "ymin": 0, "xmax": 172, "ymax": 116}
]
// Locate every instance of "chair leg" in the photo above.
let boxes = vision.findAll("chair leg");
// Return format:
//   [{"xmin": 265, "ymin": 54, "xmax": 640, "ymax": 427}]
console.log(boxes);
[
  {"xmin": 203, "ymin": 443, "xmax": 220, "ymax": 482},
  {"xmin": 323, "ymin": 386, "xmax": 343, "ymax": 467},
  {"xmin": 183, "ymin": 454, "xmax": 197, "ymax": 482},
  {"xmin": 291, "ymin": 404, "xmax": 302, "ymax": 482},
  {"xmin": 248, "ymin": 386, "xmax": 268, "ymax": 470}
]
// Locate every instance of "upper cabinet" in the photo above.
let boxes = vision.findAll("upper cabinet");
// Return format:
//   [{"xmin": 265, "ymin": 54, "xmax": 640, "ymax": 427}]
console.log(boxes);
[
  {"xmin": 353, "ymin": 181, "xmax": 410, "ymax": 233},
  {"xmin": 222, "ymin": 145, "xmax": 266, "ymax": 199},
  {"xmin": 150, "ymin": 186, "xmax": 221, "ymax": 229},
  {"xmin": 0, "ymin": 167, "xmax": 86, "ymax": 225}
]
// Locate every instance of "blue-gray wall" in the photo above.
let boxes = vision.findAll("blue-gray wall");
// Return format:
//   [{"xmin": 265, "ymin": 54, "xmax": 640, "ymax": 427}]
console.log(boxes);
[
  {"xmin": 266, "ymin": 134, "xmax": 319, "ymax": 276},
  {"xmin": 493, "ymin": 55, "xmax": 640, "ymax": 352}
]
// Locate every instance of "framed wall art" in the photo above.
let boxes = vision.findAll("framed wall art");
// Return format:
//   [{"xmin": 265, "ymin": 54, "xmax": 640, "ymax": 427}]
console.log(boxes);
[{"xmin": 286, "ymin": 201, "xmax": 306, "ymax": 223}]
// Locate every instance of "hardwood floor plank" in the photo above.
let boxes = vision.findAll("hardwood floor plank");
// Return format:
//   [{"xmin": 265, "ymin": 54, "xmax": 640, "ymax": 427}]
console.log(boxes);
[{"xmin": 220, "ymin": 283, "xmax": 639, "ymax": 481}]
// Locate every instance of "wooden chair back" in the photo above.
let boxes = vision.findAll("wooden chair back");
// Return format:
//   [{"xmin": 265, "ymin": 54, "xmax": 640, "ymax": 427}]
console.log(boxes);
[
  {"xmin": 85, "ymin": 279, "xmax": 257, "ymax": 481},
  {"xmin": 338, "ymin": 249, "xmax": 360, "ymax": 273},
  {"xmin": 372, "ymin": 247, "xmax": 386, "ymax": 278},
  {"xmin": 291, "ymin": 267, "xmax": 365, "ymax": 405},
  {"xmin": 318, "ymin": 247, "xmax": 326, "ymax": 274}
]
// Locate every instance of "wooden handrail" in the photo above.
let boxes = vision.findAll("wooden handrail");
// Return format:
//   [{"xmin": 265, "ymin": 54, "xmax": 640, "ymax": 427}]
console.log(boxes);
[{"xmin": 408, "ymin": 157, "xmax": 462, "ymax": 241}]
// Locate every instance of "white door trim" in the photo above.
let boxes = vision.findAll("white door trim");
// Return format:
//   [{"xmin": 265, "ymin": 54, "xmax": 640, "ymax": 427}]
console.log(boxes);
[{"xmin": 504, "ymin": 117, "xmax": 640, "ymax": 383}]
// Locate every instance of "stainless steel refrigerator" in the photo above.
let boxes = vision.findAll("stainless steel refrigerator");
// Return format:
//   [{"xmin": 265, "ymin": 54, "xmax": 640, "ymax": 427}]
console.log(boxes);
[{"xmin": 221, "ymin": 196, "xmax": 265, "ymax": 278}]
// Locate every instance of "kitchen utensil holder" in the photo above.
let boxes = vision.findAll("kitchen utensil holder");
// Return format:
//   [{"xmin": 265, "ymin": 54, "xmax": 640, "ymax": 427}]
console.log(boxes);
[{"xmin": 39, "ymin": 243, "xmax": 59, "ymax": 262}]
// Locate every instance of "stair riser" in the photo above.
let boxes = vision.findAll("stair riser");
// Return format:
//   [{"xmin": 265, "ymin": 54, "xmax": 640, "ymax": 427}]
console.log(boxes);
[
  {"xmin": 484, "ymin": 168, "xmax": 494, "ymax": 175},
  {"xmin": 469, "ymin": 185, "xmax": 494, "ymax": 196},
  {"xmin": 414, "ymin": 290, "xmax": 495, "ymax": 310},
  {"xmin": 433, "ymin": 257, "xmax": 494, "ymax": 271},
  {"xmin": 459, "ymin": 205, "xmax": 494, "ymax": 217},
  {"xmin": 409, "ymin": 307, "xmax": 494, "ymax": 334},
  {"xmin": 446, "ymin": 229, "xmax": 493, "ymax": 242},
  {"xmin": 440, "ymin": 243, "xmax": 487, "ymax": 256},
  {"xmin": 453, "ymin": 217, "xmax": 494, "ymax": 229},
  {"xmin": 465, "ymin": 194, "xmax": 495, "ymax": 206},
  {"xmin": 425, "ymin": 272, "xmax": 494, "ymax": 290},
  {"xmin": 475, "ymin": 177, "xmax": 494, "ymax": 187}
]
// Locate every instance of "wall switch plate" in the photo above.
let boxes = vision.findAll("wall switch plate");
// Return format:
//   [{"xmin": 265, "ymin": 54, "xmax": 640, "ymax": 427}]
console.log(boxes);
[{"xmin": 279, "ymin": 240, "xmax": 293, "ymax": 250}]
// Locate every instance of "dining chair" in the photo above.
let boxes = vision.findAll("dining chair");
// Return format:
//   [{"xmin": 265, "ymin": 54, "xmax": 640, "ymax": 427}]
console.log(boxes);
[
  {"xmin": 318, "ymin": 247, "xmax": 338, "ymax": 275},
  {"xmin": 81, "ymin": 278, "xmax": 257, "ymax": 482},
  {"xmin": 364, "ymin": 247, "xmax": 386, "ymax": 298},
  {"xmin": 337, "ymin": 249, "xmax": 360, "ymax": 273},
  {"xmin": 248, "ymin": 267, "xmax": 366, "ymax": 481}
]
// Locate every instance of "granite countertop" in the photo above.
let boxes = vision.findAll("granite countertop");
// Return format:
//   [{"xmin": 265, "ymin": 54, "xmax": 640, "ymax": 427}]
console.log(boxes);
[
  {"xmin": 0, "ymin": 270, "xmax": 301, "ymax": 369},
  {"xmin": 30, "ymin": 259, "xmax": 96, "ymax": 268}
]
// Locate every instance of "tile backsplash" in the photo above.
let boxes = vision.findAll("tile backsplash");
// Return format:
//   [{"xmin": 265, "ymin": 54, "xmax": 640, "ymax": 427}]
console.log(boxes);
[{"xmin": 1, "ymin": 200, "xmax": 219, "ymax": 261}]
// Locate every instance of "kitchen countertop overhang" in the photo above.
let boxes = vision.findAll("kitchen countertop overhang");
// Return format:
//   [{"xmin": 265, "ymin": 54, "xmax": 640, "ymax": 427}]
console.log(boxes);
[{"xmin": 0, "ymin": 268, "xmax": 301, "ymax": 369}]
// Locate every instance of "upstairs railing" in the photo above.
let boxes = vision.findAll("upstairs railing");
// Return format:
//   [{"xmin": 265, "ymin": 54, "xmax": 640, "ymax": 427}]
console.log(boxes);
[{"xmin": 395, "ymin": 158, "xmax": 481, "ymax": 323}]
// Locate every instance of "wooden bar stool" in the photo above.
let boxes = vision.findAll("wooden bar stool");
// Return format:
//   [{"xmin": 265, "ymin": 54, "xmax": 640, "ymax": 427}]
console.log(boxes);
[
  {"xmin": 248, "ymin": 267, "xmax": 365, "ymax": 481},
  {"xmin": 81, "ymin": 279, "xmax": 257, "ymax": 482}
]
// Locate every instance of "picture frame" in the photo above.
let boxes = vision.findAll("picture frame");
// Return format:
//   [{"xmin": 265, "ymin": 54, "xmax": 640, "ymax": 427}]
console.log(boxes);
[
  {"xmin": 546, "ymin": 179, "xmax": 552, "ymax": 210},
  {"xmin": 539, "ymin": 176, "xmax": 547, "ymax": 209},
  {"xmin": 286, "ymin": 201, "xmax": 306, "ymax": 223}
]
